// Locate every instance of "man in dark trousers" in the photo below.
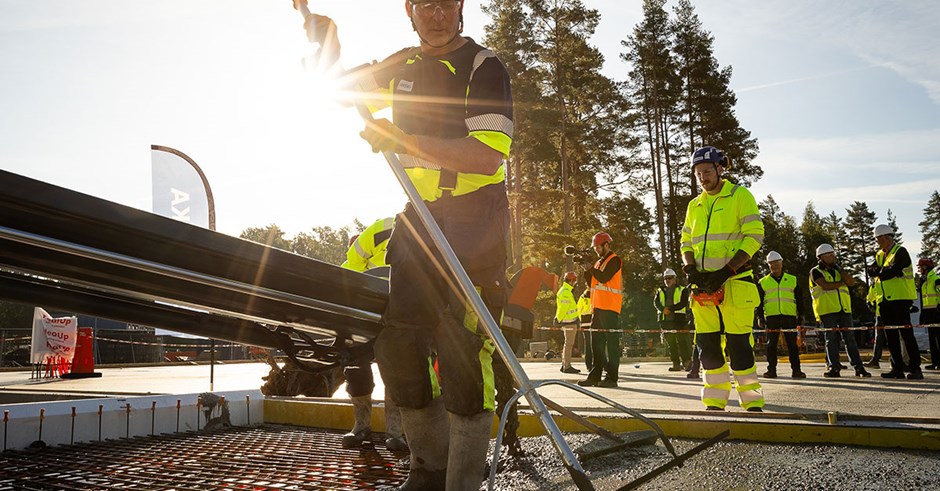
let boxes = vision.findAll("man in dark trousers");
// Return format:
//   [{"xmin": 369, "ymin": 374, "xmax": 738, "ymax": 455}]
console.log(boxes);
[
  {"xmin": 654, "ymin": 269, "xmax": 692, "ymax": 372},
  {"xmin": 869, "ymin": 224, "xmax": 923, "ymax": 379},
  {"xmin": 578, "ymin": 232, "xmax": 623, "ymax": 388},
  {"xmin": 757, "ymin": 251, "xmax": 806, "ymax": 379}
]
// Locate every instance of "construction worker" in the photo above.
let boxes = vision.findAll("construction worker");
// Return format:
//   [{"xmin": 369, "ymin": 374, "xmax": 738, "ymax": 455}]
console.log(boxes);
[
  {"xmin": 869, "ymin": 224, "xmax": 923, "ymax": 379},
  {"xmin": 351, "ymin": 1, "xmax": 515, "ymax": 488},
  {"xmin": 577, "ymin": 289, "xmax": 593, "ymax": 371},
  {"xmin": 680, "ymin": 146, "xmax": 764, "ymax": 412},
  {"xmin": 918, "ymin": 258, "xmax": 940, "ymax": 370},
  {"xmin": 810, "ymin": 244, "xmax": 871, "ymax": 378},
  {"xmin": 555, "ymin": 271, "xmax": 581, "ymax": 374},
  {"xmin": 577, "ymin": 232, "xmax": 623, "ymax": 388},
  {"xmin": 757, "ymin": 251, "xmax": 806, "ymax": 379},
  {"xmin": 338, "ymin": 218, "xmax": 407, "ymax": 452},
  {"xmin": 654, "ymin": 269, "xmax": 691, "ymax": 371}
]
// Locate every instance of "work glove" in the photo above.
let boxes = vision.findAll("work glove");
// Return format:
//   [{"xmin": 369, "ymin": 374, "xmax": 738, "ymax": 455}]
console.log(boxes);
[
  {"xmin": 910, "ymin": 305, "xmax": 919, "ymax": 314},
  {"xmin": 682, "ymin": 264, "xmax": 703, "ymax": 287},
  {"xmin": 878, "ymin": 268, "xmax": 898, "ymax": 281},
  {"xmin": 866, "ymin": 262, "xmax": 881, "ymax": 279},
  {"xmin": 702, "ymin": 265, "xmax": 735, "ymax": 293},
  {"xmin": 360, "ymin": 119, "xmax": 417, "ymax": 155}
]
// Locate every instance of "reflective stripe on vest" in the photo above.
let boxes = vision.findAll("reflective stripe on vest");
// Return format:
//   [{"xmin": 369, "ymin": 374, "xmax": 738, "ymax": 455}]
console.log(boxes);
[
  {"xmin": 874, "ymin": 243, "xmax": 916, "ymax": 303},
  {"xmin": 810, "ymin": 266, "xmax": 851, "ymax": 317},
  {"xmin": 555, "ymin": 282, "xmax": 580, "ymax": 323},
  {"xmin": 759, "ymin": 273, "xmax": 797, "ymax": 317},
  {"xmin": 923, "ymin": 269, "xmax": 940, "ymax": 309},
  {"xmin": 657, "ymin": 286, "xmax": 687, "ymax": 316},
  {"xmin": 591, "ymin": 253, "xmax": 622, "ymax": 313},
  {"xmin": 681, "ymin": 180, "xmax": 765, "ymax": 272}
]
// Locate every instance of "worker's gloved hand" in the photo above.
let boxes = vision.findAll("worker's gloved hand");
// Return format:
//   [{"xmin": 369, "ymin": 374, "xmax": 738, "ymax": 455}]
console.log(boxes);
[
  {"xmin": 682, "ymin": 264, "xmax": 703, "ymax": 287},
  {"xmin": 910, "ymin": 305, "xmax": 920, "ymax": 314},
  {"xmin": 703, "ymin": 265, "xmax": 735, "ymax": 292},
  {"xmin": 360, "ymin": 119, "xmax": 417, "ymax": 155},
  {"xmin": 303, "ymin": 13, "xmax": 340, "ymax": 48},
  {"xmin": 878, "ymin": 268, "xmax": 897, "ymax": 281},
  {"xmin": 867, "ymin": 262, "xmax": 881, "ymax": 279}
]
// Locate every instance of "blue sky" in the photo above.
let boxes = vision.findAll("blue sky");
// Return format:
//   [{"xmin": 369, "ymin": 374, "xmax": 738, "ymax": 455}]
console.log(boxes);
[{"xmin": 2, "ymin": 1, "xmax": 939, "ymax": 259}]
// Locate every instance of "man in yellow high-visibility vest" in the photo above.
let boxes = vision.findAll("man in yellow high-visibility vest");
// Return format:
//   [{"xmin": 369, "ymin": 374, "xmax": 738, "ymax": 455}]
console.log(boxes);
[
  {"xmin": 757, "ymin": 251, "xmax": 806, "ymax": 379},
  {"xmin": 918, "ymin": 258, "xmax": 940, "ymax": 370},
  {"xmin": 681, "ymin": 146, "xmax": 764, "ymax": 412},
  {"xmin": 555, "ymin": 271, "xmax": 581, "ymax": 374},
  {"xmin": 869, "ymin": 224, "xmax": 922, "ymax": 379}
]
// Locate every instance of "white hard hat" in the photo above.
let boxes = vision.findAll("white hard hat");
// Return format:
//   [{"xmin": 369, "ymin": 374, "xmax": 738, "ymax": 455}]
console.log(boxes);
[
  {"xmin": 663, "ymin": 268, "xmax": 676, "ymax": 278},
  {"xmin": 816, "ymin": 243, "xmax": 835, "ymax": 257},
  {"xmin": 766, "ymin": 251, "xmax": 783, "ymax": 263},
  {"xmin": 873, "ymin": 224, "xmax": 894, "ymax": 237}
]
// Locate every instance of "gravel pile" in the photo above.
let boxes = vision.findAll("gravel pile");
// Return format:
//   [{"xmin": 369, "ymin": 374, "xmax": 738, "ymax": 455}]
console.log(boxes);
[{"xmin": 486, "ymin": 433, "xmax": 940, "ymax": 490}]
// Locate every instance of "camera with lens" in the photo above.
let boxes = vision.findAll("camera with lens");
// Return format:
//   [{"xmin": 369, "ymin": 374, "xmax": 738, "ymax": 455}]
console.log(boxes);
[{"xmin": 564, "ymin": 245, "xmax": 595, "ymax": 264}]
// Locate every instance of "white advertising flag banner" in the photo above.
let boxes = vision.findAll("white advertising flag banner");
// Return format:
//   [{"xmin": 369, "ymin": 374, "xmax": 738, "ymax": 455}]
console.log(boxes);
[{"xmin": 30, "ymin": 307, "xmax": 78, "ymax": 364}]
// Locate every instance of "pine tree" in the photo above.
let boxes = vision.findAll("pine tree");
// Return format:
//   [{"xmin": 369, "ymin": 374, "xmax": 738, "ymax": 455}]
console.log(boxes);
[
  {"xmin": 757, "ymin": 195, "xmax": 801, "ymax": 277},
  {"xmin": 843, "ymin": 201, "xmax": 878, "ymax": 281},
  {"xmin": 886, "ymin": 209, "xmax": 903, "ymax": 244},
  {"xmin": 919, "ymin": 191, "xmax": 940, "ymax": 260}
]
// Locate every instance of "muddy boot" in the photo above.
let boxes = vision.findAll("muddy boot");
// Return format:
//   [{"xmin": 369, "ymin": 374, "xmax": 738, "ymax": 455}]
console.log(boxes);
[
  {"xmin": 445, "ymin": 411, "xmax": 493, "ymax": 491},
  {"xmin": 396, "ymin": 398, "xmax": 448, "ymax": 490},
  {"xmin": 384, "ymin": 397, "xmax": 408, "ymax": 452},
  {"xmin": 342, "ymin": 395, "xmax": 373, "ymax": 448}
]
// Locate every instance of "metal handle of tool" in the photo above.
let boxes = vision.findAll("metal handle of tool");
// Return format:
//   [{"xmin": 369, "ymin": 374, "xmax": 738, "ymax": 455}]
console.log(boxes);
[{"xmin": 290, "ymin": 0, "xmax": 590, "ymax": 485}]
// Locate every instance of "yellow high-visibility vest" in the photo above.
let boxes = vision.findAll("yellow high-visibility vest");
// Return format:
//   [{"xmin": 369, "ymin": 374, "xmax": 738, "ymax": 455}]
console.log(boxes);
[
  {"xmin": 873, "ymin": 243, "xmax": 916, "ymax": 303},
  {"xmin": 656, "ymin": 286, "xmax": 687, "ymax": 317},
  {"xmin": 810, "ymin": 266, "xmax": 852, "ymax": 318},
  {"xmin": 759, "ymin": 273, "xmax": 798, "ymax": 317},
  {"xmin": 680, "ymin": 180, "xmax": 764, "ymax": 274},
  {"xmin": 922, "ymin": 268, "xmax": 940, "ymax": 309},
  {"xmin": 555, "ymin": 282, "xmax": 579, "ymax": 324},
  {"xmin": 341, "ymin": 217, "xmax": 394, "ymax": 276}
]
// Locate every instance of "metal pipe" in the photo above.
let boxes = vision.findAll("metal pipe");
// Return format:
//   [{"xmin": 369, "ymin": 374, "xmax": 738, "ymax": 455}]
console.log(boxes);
[{"xmin": 0, "ymin": 225, "xmax": 382, "ymax": 325}]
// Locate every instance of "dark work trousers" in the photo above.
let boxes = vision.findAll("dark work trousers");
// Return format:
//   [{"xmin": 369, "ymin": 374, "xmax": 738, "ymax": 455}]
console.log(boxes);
[
  {"xmin": 765, "ymin": 315, "xmax": 801, "ymax": 373},
  {"xmin": 585, "ymin": 309, "xmax": 621, "ymax": 382},
  {"xmin": 344, "ymin": 350, "xmax": 376, "ymax": 398},
  {"xmin": 581, "ymin": 314, "xmax": 594, "ymax": 371},
  {"xmin": 821, "ymin": 312, "xmax": 863, "ymax": 371},
  {"xmin": 871, "ymin": 318, "xmax": 886, "ymax": 362},
  {"xmin": 697, "ymin": 331, "xmax": 754, "ymax": 372},
  {"xmin": 880, "ymin": 300, "xmax": 921, "ymax": 374},
  {"xmin": 921, "ymin": 307, "xmax": 940, "ymax": 367},
  {"xmin": 662, "ymin": 314, "xmax": 691, "ymax": 367},
  {"xmin": 375, "ymin": 184, "xmax": 509, "ymax": 416}
]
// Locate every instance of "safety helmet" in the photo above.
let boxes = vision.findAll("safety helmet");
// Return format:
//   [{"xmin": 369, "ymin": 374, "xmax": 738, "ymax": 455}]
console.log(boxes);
[
  {"xmin": 592, "ymin": 232, "xmax": 612, "ymax": 247},
  {"xmin": 766, "ymin": 251, "xmax": 783, "ymax": 263},
  {"xmin": 873, "ymin": 224, "xmax": 894, "ymax": 238},
  {"xmin": 815, "ymin": 243, "xmax": 835, "ymax": 257},
  {"xmin": 918, "ymin": 258, "xmax": 934, "ymax": 268},
  {"xmin": 691, "ymin": 146, "xmax": 730, "ymax": 170},
  {"xmin": 663, "ymin": 268, "xmax": 676, "ymax": 278},
  {"xmin": 564, "ymin": 271, "xmax": 577, "ymax": 283}
]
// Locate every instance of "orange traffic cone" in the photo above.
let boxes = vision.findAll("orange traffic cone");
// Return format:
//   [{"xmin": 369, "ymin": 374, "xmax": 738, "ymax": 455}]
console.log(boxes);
[{"xmin": 62, "ymin": 328, "xmax": 102, "ymax": 379}]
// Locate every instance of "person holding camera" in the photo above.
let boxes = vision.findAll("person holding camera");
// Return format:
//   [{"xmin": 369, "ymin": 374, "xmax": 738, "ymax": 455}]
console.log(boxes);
[{"xmin": 577, "ymin": 232, "xmax": 623, "ymax": 388}]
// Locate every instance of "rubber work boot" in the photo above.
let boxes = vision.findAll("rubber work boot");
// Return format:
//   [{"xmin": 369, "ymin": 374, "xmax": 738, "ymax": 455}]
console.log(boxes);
[
  {"xmin": 445, "ymin": 411, "xmax": 494, "ymax": 491},
  {"xmin": 342, "ymin": 395, "xmax": 372, "ymax": 449},
  {"xmin": 384, "ymin": 397, "xmax": 408, "ymax": 452},
  {"xmin": 397, "ymin": 398, "xmax": 449, "ymax": 490},
  {"xmin": 791, "ymin": 370, "xmax": 807, "ymax": 379},
  {"xmin": 762, "ymin": 368, "xmax": 777, "ymax": 378}
]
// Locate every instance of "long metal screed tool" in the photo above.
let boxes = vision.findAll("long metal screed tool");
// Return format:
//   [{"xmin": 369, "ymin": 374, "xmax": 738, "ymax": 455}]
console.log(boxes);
[{"xmin": 290, "ymin": 2, "xmax": 725, "ymax": 489}]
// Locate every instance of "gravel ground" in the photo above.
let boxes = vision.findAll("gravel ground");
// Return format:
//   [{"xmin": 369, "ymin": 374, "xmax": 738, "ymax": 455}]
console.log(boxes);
[{"xmin": 486, "ymin": 433, "xmax": 940, "ymax": 491}]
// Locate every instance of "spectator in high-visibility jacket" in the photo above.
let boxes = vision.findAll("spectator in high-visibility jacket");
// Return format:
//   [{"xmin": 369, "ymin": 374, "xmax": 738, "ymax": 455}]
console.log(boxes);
[
  {"xmin": 757, "ymin": 251, "xmax": 806, "ymax": 379},
  {"xmin": 869, "ymin": 224, "xmax": 922, "ymax": 379},
  {"xmin": 680, "ymin": 146, "xmax": 765, "ymax": 412},
  {"xmin": 810, "ymin": 243, "xmax": 870, "ymax": 378},
  {"xmin": 918, "ymin": 258, "xmax": 940, "ymax": 370},
  {"xmin": 577, "ymin": 290, "xmax": 593, "ymax": 371},
  {"xmin": 654, "ymin": 269, "xmax": 691, "ymax": 372},
  {"xmin": 339, "ymin": 217, "xmax": 407, "ymax": 452},
  {"xmin": 555, "ymin": 271, "xmax": 581, "ymax": 374},
  {"xmin": 577, "ymin": 232, "xmax": 623, "ymax": 389}
]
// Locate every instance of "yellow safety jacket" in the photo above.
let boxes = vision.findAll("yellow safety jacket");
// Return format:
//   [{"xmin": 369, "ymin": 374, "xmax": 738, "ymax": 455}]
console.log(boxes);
[
  {"xmin": 577, "ymin": 294, "xmax": 592, "ymax": 317},
  {"xmin": 555, "ymin": 282, "xmax": 579, "ymax": 324},
  {"xmin": 656, "ymin": 286, "xmax": 687, "ymax": 318},
  {"xmin": 759, "ymin": 273, "xmax": 798, "ymax": 317},
  {"xmin": 873, "ymin": 243, "xmax": 916, "ymax": 303},
  {"xmin": 364, "ymin": 42, "xmax": 514, "ymax": 202},
  {"xmin": 341, "ymin": 217, "xmax": 394, "ymax": 276},
  {"xmin": 922, "ymin": 268, "xmax": 940, "ymax": 309},
  {"xmin": 810, "ymin": 266, "xmax": 852, "ymax": 318},
  {"xmin": 590, "ymin": 253, "xmax": 623, "ymax": 313},
  {"xmin": 680, "ymin": 180, "xmax": 764, "ymax": 275}
]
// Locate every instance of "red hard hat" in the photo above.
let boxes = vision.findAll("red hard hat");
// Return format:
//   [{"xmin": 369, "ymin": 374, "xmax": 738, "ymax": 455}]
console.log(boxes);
[
  {"xmin": 918, "ymin": 258, "xmax": 934, "ymax": 268},
  {"xmin": 564, "ymin": 271, "xmax": 577, "ymax": 283},
  {"xmin": 592, "ymin": 232, "xmax": 612, "ymax": 247}
]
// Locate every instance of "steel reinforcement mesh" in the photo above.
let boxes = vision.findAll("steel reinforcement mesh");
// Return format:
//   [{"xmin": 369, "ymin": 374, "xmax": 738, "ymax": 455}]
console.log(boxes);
[{"xmin": 0, "ymin": 425, "xmax": 408, "ymax": 490}]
